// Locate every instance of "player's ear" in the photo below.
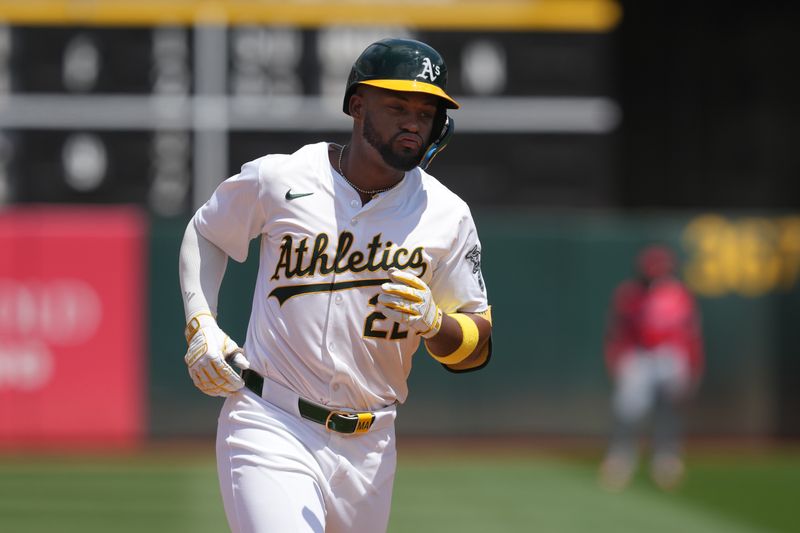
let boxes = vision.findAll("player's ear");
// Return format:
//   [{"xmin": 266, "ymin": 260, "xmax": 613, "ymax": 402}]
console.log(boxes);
[{"xmin": 349, "ymin": 89, "xmax": 364, "ymax": 119}]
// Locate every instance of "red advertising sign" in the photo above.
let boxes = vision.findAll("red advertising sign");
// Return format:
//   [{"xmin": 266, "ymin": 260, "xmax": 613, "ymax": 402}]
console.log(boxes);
[{"xmin": 0, "ymin": 206, "xmax": 146, "ymax": 448}]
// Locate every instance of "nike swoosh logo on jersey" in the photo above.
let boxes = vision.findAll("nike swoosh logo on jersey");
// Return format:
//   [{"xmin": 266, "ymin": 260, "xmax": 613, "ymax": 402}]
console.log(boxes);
[{"xmin": 285, "ymin": 189, "xmax": 314, "ymax": 200}]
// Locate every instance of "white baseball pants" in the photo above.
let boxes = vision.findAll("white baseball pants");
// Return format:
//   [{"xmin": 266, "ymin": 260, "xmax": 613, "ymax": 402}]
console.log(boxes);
[
  {"xmin": 216, "ymin": 380, "xmax": 398, "ymax": 533},
  {"xmin": 607, "ymin": 345, "xmax": 691, "ymax": 460}
]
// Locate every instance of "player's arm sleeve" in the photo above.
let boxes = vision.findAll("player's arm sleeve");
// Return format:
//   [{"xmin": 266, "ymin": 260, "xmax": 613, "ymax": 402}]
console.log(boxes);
[
  {"xmin": 193, "ymin": 159, "xmax": 269, "ymax": 263},
  {"xmin": 180, "ymin": 158, "xmax": 268, "ymax": 322},
  {"xmin": 428, "ymin": 208, "xmax": 492, "ymax": 373},
  {"xmin": 179, "ymin": 221, "xmax": 228, "ymax": 321}
]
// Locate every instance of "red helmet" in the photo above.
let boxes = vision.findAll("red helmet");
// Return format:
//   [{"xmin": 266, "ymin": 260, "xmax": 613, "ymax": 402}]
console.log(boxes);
[{"xmin": 636, "ymin": 245, "xmax": 677, "ymax": 280}]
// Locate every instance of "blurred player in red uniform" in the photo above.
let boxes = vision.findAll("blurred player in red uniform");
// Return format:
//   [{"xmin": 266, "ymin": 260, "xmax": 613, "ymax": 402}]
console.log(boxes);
[{"xmin": 599, "ymin": 244, "xmax": 704, "ymax": 491}]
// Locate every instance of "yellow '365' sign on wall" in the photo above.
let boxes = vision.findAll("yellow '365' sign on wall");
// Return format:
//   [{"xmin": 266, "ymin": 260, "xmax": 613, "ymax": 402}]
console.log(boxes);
[{"xmin": 682, "ymin": 214, "xmax": 800, "ymax": 297}]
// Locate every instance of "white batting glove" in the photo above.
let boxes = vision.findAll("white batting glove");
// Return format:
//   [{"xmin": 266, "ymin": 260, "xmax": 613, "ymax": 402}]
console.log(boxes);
[
  {"xmin": 184, "ymin": 312, "xmax": 250, "ymax": 397},
  {"xmin": 376, "ymin": 268, "xmax": 443, "ymax": 338}
]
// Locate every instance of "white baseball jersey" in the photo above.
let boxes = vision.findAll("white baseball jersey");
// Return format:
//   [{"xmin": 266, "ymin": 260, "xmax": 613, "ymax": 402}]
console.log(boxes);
[{"xmin": 195, "ymin": 141, "xmax": 488, "ymax": 411}]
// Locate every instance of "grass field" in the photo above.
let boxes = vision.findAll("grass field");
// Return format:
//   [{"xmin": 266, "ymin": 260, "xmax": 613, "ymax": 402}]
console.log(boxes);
[{"xmin": 0, "ymin": 442, "xmax": 797, "ymax": 533}]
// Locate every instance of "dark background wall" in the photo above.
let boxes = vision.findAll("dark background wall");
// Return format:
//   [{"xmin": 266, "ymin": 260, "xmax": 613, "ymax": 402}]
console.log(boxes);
[{"xmin": 618, "ymin": 1, "xmax": 800, "ymax": 209}]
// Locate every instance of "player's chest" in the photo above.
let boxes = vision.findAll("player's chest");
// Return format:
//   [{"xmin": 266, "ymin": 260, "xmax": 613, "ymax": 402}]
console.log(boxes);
[{"xmin": 264, "ymin": 191, "xmax": 445, "ymax": 282}]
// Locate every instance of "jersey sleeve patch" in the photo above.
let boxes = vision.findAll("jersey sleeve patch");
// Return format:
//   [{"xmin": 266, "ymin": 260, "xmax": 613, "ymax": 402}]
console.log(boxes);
[{"xmin": 464, "ymin": 244, "xmax": 485, "ymax": 292}]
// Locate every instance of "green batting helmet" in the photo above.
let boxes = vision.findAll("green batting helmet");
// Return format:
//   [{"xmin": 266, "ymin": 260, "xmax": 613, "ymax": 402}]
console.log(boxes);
[{"xmin": 342, "ymin": 38, "xmax": 460, "ymax": 115}]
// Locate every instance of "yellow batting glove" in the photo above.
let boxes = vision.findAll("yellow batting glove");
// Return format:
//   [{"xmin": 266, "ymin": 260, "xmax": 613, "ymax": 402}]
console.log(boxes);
[
  {"xmin": 376, "ymin": 268, "xmax": 443, "ymax": 338},
  {"xmin": 184, "ymin": 312, "xmax": 250, "ymax": 397}
]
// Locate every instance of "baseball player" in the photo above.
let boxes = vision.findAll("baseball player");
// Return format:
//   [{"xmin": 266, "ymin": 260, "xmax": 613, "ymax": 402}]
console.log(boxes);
[
  {"xmin": 178, "ymin": 38, "xmax": 492, "ymax": 532},
  {"xmin": 599, "ymin": 245, "xmax": 704, "ymax": 491}
]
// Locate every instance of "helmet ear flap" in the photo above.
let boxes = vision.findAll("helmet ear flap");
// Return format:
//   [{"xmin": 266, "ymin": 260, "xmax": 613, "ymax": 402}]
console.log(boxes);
[
  {"xmin": 429, "ymin": 105, "xmax": 448, "ymax": 146},
  {"xmin": 420, "ymin": 113, "xmax": 454, "ymax": 170}
]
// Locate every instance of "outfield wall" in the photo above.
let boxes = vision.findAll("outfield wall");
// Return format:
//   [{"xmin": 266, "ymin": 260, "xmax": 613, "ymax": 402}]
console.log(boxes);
[
  {"xmin": 3, "ymin": 207, "xmax": 796, "ymax": 445},
  {"xmin": 148, "ymin": 210, "xmax": 800, "ymax": 439}
]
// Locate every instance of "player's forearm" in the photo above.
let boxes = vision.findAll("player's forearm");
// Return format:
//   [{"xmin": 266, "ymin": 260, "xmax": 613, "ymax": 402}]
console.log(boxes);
[
  {"xmin": 442, "ymin": 339, "xmax": 491, "ymax": 371},
  {"xmin": 424, "ymin": 312, "xmax": 492, "ymax": 364},
  {"xmin": 179, "ymin": 220, "xmax": 229, "ymax": 321}
]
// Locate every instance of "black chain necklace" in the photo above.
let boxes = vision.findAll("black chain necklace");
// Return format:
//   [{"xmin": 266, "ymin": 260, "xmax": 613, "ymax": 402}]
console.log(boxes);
[{"xmin": 337, "ymin": 144, "xmax": 401, "ymax": 196}]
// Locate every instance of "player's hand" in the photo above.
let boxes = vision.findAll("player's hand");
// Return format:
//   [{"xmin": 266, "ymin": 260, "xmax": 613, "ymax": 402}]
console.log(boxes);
[
  {"xmin": 184, "ymin": 312, "xmax": 250, "ymax": 397},
  {"xmin": 376, "ymin": 268, "xmax": 443, "ymax": 338}
]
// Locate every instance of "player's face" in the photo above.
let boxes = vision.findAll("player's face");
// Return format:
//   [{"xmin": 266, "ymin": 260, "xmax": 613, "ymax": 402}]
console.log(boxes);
[{"xmin": 359, "ymin": 88, "xmax": 439, "ymax": 171}]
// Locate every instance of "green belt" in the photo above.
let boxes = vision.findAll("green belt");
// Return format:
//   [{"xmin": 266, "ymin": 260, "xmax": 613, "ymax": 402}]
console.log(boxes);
[{"xmin": 242, "ymin": 369, "xmax": 376, "ymax": 435}]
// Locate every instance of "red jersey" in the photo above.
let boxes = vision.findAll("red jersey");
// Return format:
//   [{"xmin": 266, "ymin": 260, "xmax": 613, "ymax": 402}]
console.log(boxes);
[{"xmin": 604, "ymin": 277, "xmax": 704, "ymax": 379}]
